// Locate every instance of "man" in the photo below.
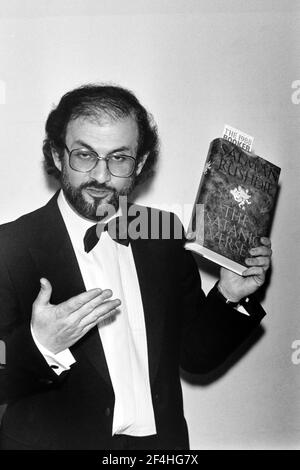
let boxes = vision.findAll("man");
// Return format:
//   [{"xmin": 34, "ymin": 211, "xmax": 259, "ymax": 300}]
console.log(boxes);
[{"xmin": 0, "ymin": 84, "xmax": 271, "ymax": 450}]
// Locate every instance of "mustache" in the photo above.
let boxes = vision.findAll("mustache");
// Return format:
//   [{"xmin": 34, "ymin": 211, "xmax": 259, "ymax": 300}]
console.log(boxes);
[{"xmin": 80, "ymin": 182, "xmax": 114, "ymax": 191}]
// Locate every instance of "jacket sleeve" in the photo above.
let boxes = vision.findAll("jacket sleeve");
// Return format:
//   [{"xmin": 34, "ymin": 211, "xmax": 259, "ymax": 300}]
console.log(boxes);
[
  {"xmin": 179, "ymin": 242, "xmax": 266, "ymax": 374},
  {"xmin": 0, "ymin": 250, "xmax": 68, "ymax": 405}
]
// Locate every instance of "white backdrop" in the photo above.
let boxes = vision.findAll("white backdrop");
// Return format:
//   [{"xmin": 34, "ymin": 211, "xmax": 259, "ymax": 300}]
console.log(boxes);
[{"xmin": 0, "ymin": 0, "xmax": 299, "ymax": 449}]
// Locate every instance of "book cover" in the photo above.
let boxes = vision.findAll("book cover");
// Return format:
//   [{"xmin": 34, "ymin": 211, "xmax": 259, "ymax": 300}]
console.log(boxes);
[{"xmin": 185, "ymin": 138, "xmax": 281, "ymax": 275}]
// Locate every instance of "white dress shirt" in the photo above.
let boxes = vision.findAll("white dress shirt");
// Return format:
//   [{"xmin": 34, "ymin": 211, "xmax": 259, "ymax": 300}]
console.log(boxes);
[{"xmin": 32, "ymin": 190, "xmax": 156, "ymax": 437}]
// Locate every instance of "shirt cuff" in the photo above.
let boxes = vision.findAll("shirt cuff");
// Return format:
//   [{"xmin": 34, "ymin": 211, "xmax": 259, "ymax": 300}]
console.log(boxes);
[
  {"xmin": 30, "ymin": 324, "xmax": 76, "ymax": 375},
  {"xmin": 213, "ymin": 282, "xmax": 251, "ymax": 316},
  {"xmin": 235, "ymin": 302, "xmax": 250, "ymax": 316}
]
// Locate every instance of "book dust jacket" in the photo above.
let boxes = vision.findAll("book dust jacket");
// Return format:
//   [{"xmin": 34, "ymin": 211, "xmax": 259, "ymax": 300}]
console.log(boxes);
[{"xmin": 186, "ymin": 138, "xmax": 281, "ymax": 274}]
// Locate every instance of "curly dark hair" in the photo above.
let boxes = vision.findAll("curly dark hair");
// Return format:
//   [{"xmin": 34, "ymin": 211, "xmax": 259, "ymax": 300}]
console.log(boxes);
[{"xmin": 43, "ymin": 84, "xmax": 159, "ymax": 185}]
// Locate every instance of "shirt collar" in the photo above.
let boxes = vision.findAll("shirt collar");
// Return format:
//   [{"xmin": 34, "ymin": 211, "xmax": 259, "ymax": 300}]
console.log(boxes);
[{"xmin": 57, "ymin": 190, "xmax": 122, "ymax": 251}]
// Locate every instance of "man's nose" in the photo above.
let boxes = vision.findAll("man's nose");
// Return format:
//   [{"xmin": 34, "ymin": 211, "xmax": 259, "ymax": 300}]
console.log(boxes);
[{"xmin": 89, "ymin": 159, "xmax": 111, "ymax": 183}]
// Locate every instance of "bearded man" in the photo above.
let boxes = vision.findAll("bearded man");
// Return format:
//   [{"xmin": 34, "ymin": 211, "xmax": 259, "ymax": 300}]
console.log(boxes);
[{"xmin": 0, "ymin": 84, "xmax": 271, "ymax": 450}]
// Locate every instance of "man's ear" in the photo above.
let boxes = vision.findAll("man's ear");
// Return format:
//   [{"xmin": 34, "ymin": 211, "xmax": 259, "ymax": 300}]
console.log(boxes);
[
  {"xmin": 135, "ymin": 153, "xmax": 149, "ymax": 176},
  {"xmin": 51, "ymin": 146, "xmax": 63, "ymax": 172}
]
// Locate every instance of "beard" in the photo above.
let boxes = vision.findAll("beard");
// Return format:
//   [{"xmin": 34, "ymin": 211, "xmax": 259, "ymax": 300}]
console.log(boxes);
[{"xmin": 61, "ymin": 169, "xmax": 136, "ymax": 221}]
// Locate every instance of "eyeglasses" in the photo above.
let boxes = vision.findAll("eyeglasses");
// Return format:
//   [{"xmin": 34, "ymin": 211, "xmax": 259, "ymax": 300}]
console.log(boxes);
[{"xmin": 64, "ymin": 145, "xmax": 137, "ymax": 178}]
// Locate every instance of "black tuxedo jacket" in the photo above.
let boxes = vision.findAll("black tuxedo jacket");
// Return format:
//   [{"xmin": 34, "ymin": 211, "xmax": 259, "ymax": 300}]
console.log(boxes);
[{"xmin": 0, "ymin": 194, "xmax": 265, "ymax": 450}]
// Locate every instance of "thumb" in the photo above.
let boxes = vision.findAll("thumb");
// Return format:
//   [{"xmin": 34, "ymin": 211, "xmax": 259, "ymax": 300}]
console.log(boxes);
[{"xmin": 35, "ymin": 278, "xmax": 52, "ymax": 307}]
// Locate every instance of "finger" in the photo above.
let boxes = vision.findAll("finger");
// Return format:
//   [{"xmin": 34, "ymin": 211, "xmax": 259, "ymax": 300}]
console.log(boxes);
[
  {"xmin": 80, "ymin": 309, "xmax": 118, "ymax": 337},
  {"xmin": 60, "ymin": 288, "xmax": 103, "ymax": 315},
  {"xmin": 260, "ymin": 237, "xmax": 271, "ymax": 247},
  {"xmin": 242, "ymin": 266, "xmax": 265, "ymax": 278},
  {"xmin": 34, "ymin": 278, "xmax": 52, "ymax": 307},
  {"xmin": 245, "ymin": 256, "xmax": 271, "ymax": 270},
  {"xmin": 64, "ymin": 305, "xmax": 120, "ymax": 345},
  {"xmin": 249, "ymin": 246, "xmax": 272, "ymax": 257},
  {"xmin": 79, "ymin": 299, "xmax": 121, "ymax": 329},
  {"xmin": 72, "ymin": 289, "xmax": 114, "ymax": 321},
  {"xmin": 83, "ymin": 307, "xmax": 120, "ymax": 332}
]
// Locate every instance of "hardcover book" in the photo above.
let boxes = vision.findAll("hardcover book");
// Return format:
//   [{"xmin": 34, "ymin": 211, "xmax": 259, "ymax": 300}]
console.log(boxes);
[{"xmin": 185, "ymin": 138, "xmax": 281, "ymax": 275}]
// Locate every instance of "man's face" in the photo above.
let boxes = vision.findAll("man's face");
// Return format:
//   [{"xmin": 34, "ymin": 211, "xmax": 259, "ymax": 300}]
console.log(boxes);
[{"xmin": 53, "ymin": 115, "xmax": 147, "ymax": 220}]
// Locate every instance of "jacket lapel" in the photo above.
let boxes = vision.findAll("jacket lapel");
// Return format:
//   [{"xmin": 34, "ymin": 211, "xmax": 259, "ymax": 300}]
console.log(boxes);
[{"xmin": 130, "ymin": 237, "xmax": 166, "ymax": 387}]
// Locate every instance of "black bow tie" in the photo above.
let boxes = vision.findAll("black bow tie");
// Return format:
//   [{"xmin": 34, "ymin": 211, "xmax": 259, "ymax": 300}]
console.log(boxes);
[{"xmin": 84, "ymin": 217, "xmax": 130, "ymax": 253}]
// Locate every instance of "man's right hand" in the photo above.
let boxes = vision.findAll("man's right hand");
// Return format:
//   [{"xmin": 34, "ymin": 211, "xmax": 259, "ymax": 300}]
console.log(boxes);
[{"xmin": 31, "ymin": 278, "xmax": 121, "ymax": 354}]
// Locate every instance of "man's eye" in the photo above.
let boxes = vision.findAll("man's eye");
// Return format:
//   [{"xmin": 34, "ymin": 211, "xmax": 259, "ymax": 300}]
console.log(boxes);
[
  {"xmin": 111, "ymin": 155, "xmax": 129, "ymax": 162},
  {"xmin": 77, "ymin": 152, "xmax": 93, "ymax": 159}
]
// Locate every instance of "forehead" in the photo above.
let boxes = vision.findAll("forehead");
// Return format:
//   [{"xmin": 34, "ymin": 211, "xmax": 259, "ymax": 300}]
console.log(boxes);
[{"xmin": 65, "ymin": 115, "xmax": 139, "ymax": 152}]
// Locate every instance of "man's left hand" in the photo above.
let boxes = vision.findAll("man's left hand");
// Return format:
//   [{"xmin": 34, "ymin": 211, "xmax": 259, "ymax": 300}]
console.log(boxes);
[{"xmin": 219, "ymin": 237, "xmax": 272, "ymax": 302}]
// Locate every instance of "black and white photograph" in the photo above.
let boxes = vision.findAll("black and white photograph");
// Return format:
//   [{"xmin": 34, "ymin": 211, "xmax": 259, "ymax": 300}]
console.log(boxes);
[{"xmin": 0, "ymin": 0, "xmax": 299, "ymax": 453}]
